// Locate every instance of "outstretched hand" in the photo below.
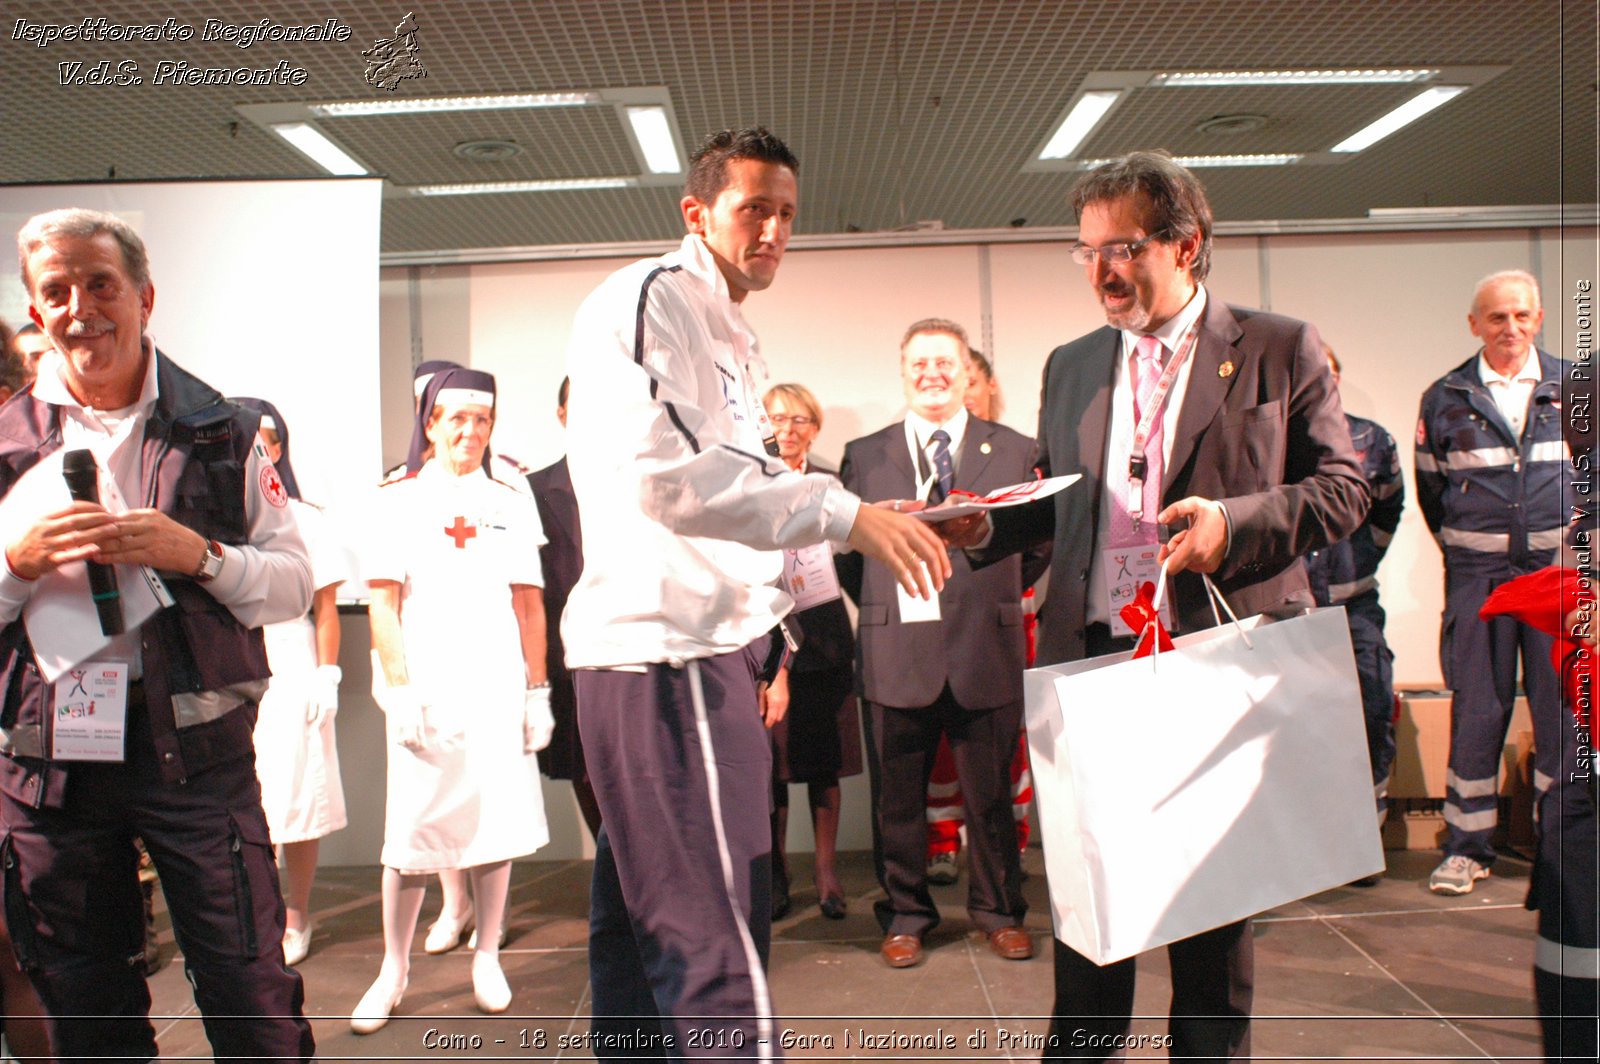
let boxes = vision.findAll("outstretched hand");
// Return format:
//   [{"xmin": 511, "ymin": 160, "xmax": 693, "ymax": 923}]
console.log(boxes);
[{"xmin": 845, "ymin": 504, "xmax": 952, "ymax": 599}]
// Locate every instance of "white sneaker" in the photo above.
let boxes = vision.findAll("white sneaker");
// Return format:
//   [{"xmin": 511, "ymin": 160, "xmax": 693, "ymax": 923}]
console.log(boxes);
[
  {"xmin": 1429, "ymin": 855, "xmax": 1490, "ymax": 895},
  {"xmin": 472, "ymin": 952, "xmax": 512, "ymax": 1014},
  {"xmin": 927, "ymin": 851, "xmax": 958, "ymax": 886},
  {"xmin": 424, "ymin": 909, "xmax": 473, "ymax": 954},
  {"xmin": 281, "ymin": 925, "xmax": 312, "ymax": 967},
  {"xmin": 350, "ymin": 972, "xmax": 407, "ymax": 1034}
]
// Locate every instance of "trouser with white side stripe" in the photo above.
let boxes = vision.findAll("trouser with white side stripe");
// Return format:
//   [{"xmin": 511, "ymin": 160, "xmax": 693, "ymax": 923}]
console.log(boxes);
[
  {"xmin": 1441, "ymin": 572, "xmax": 1563, "ymax": 863},
  {"xmin": 1343, "ymin": 591, "xmax": 1397, "ymax": 820},
  {"xmin": 577, "ymin": 641, "xmax": 780, "ymax": 1061}
]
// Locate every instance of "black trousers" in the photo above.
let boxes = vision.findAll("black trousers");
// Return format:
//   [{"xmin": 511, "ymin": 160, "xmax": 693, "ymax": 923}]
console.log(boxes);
[
  {"xmin": 0, "ymin": 700, "xmax": 312, "ymax": 1063},
  {"xmin": 1045, "ymin": 922, "xmax": 1253, "ymax": 1062},
  {"xmin": 869, "ymin": 686, "xmax": 1026, "ymax": 937}
]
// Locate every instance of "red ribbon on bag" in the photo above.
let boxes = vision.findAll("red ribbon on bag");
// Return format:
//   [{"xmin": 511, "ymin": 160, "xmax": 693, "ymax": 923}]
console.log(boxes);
[{"xmin": 1120, "ymin": 580, "xmax": 1175, "ymax": 659}]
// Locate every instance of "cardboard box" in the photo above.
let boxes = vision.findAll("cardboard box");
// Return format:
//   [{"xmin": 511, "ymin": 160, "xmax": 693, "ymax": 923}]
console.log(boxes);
[
  {"xmin": 1389, "ymin": 686, "xmax": 1531, "ymax": 799},
  {"xmin": 1382, "ymin": 804, "xmax": 1446, "ymax": 851},
  {"xmin": 1390, "ymin": 689, "xmax": 1450, "ymax": 798}
]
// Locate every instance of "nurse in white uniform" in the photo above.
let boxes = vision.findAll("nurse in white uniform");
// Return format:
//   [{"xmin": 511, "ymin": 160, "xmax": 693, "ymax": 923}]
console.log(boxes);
[
  {"xmin": 353, "ymin": 368, "xmax": 554, "ymax": 1033},
  {"xmin": 233, "ymin": 397, "xmax": 351, "ymax": 968},
  {"xmin": 391, "ymin": 360, "xmax": 532, "ymax": 956}
]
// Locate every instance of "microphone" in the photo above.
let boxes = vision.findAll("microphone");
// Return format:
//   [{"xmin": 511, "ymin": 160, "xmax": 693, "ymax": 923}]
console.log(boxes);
[{"xmin": 61, "ymin": 449, "xmax": 124, "ymax": 636}]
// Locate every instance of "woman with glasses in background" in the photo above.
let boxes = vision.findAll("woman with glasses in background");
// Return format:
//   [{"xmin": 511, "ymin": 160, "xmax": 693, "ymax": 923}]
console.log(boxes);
[{"xmin": 762, "ymin": 383, "xmax": 862, "ymax": 920}]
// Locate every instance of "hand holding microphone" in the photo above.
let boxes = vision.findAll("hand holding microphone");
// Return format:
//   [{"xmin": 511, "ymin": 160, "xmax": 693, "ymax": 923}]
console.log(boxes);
[{"xmin": 3, "ymin": 451, "xmax": 212, "ymax": 635}]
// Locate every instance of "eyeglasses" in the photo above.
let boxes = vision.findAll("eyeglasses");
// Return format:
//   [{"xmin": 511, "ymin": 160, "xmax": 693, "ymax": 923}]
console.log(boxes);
[
  {"xmin": 767, "ymin": 414, "xmax": 816, "ymax": 429},
  {"xmin": 1069, "ymin": 230, "xmax": 1169, "ymax": 267}
]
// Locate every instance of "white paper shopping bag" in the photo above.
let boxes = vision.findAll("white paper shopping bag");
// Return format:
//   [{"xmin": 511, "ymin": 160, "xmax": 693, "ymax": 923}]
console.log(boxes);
[{"xmin": 1024, "ymin": 596, "xmax": 1383, "ymax": 966}]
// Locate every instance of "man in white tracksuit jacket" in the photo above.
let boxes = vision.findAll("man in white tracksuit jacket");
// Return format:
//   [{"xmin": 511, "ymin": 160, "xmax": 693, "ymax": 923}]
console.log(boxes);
[{"xmin": 561, "ymin": 127, "xmax": 949, "ymax": 1060}]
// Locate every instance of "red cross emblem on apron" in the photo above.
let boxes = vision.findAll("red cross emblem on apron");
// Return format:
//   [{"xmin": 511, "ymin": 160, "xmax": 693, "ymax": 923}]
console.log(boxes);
[{"xmin": 445, "ymin": 516, "xmax": 476, "ymax": 548}]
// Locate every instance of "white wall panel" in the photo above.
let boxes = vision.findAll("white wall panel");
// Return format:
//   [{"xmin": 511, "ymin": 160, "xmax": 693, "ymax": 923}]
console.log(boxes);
[
  {"xmin": 1266, "ymin": 230, "xmax": 1538, "ymax": 685},
  {"xmin": 743, "ymin": 244, "xmax": 986, "ymax": 468},
  {"xmin": 376, "ymin": 224, "xmax": 1594, "ymax": 860}
]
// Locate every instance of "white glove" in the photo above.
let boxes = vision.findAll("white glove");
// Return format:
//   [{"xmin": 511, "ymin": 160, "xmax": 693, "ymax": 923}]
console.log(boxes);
[
  {"xmin": 524, "ymin": 686, "xmax": 555, "ymax": 753},
  {"xmin": 307, "ymin": 664, "xmax": 341, "ymax": 728},
  {"xmin": 382, "ymin": 684, "xmax": 426, "ymax": 751}
]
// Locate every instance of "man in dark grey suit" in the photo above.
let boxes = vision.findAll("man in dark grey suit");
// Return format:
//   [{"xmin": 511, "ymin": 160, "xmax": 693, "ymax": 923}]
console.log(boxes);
[
  {"xmin": 840, "ymin": 318, "xmax": 1049, "ymax": 969},
  {"xmin": 955, "ymin": 152, "xmax": 1369, "ymax": 1060}
]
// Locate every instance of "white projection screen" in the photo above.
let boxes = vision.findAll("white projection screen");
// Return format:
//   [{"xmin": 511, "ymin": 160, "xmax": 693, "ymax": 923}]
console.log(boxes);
[{"xmin": 0, "ymin": 177, "xmax": 383, "ymax": 515}]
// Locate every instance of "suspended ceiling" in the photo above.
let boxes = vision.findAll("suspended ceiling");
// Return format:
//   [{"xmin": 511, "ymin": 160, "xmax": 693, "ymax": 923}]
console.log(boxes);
[{"xmin": 3, "ymin": 0, "xmax": 1595, "ymax": 257}]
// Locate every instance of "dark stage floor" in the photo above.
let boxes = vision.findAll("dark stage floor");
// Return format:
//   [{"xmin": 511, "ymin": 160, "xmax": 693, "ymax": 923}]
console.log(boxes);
[{"xmin": 124, "ymin": 847, "xmax": 1546, "ymax": 1061}]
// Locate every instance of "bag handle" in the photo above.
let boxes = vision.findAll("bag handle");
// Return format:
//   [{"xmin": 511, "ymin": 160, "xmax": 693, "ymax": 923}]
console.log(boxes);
[
  {"xmin": 1144, "ymin": 562, "xmax": 1253, "ymax": 669},
  {"xmin": 1200, "ymin": 572, "xmax": 1250, "ymax": 648},
  {"xmin": 1143, "ymin": 564, "xmax": 1170, "ymax": 671}
]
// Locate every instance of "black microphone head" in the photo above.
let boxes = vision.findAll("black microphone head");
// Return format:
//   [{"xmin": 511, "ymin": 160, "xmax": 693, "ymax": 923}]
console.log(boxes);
[
  {"xmin": 62, "ymin": 449, "xmax": 97, "ymax": 476},
  {"xmin": 62, "ymin": 448, "xmax": 100, "ymax": 503}
]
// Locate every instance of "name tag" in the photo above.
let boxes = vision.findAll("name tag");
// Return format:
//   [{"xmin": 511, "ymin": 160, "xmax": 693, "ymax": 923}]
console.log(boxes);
[
  {"xmin": 1101, "ymin": 545, "xmax": 1171, "ymax": 638},
  {"xmin": 895, "ymin": 560, "xmax": 942, "ymax": 624},
  {"xmin": 51, "ymin": 661, "xmax": 130, "ymax": 761},
  {"xmin": 782, "ymin": 543, "xmax": 843, "ymax": 611}
]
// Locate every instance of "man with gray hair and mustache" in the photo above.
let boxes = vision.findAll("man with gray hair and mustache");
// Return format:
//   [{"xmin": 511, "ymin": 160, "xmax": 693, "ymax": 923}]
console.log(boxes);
[{"xmin": 0, "ymin": 208, "xmax": 314, "ymax": 1059}]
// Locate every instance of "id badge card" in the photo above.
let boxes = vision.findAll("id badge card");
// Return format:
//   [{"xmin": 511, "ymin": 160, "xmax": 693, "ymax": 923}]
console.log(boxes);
[
  {"xmin": 895, "ymin": 560, "xmax": 942, "ymax": 624},
  {"xmin": 50, "ymin": 661, "xmax": 130, "ymax": 761},
  {"xmin": 782, "ymin": 544, "xmax": 842, "ymax": 610},
  {"xmin": 1102, "ymin": 545, "xmax": 1171, "ymax": 638}
]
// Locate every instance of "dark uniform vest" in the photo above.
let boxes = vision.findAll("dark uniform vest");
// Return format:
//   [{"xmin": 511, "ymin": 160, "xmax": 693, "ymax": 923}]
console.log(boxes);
[{"xmin": 0, "ymin": 351, "xmax": 271, "ymax": 808}]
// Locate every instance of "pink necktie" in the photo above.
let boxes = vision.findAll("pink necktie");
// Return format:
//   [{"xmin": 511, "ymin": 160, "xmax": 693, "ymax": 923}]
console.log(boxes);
[{"xmin": 1109, "ymin": 335, "xmax": 1165, "ymax": 548}]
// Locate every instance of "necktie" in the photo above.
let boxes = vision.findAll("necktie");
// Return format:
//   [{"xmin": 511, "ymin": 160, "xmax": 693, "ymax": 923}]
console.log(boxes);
[
  {"xmin": 1110, "ymin": 335, "xmax": 1166, "ymax": 546},
  {"xmin": 929, "ymin": 429, "xmax": 954, "ymax": 504}
]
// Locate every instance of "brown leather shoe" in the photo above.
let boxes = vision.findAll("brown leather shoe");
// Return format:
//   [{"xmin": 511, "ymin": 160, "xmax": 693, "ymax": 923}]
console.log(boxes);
[
  {"xmin": 987, "ymin": 926, "xmax": 1033, "ymax": 960},
  {"xmin": 880, "ymin": 933, "xmax": 923, "ymax": 968}
]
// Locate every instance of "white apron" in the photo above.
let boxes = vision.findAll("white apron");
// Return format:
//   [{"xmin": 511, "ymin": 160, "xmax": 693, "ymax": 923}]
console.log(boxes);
[
  {"xmin": 253, "ymin": 499, "xmax": 351, "ymax": 843},
  {"xmin": 367, "ymin": 463, "xmax": 549, "ymax": 871}
]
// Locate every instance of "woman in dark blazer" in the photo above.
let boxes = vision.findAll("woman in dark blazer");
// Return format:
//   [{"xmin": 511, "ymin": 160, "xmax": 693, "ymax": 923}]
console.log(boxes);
[{"xmin": 763, "ymin": 384, "xmax": 862, "ymax": 920}]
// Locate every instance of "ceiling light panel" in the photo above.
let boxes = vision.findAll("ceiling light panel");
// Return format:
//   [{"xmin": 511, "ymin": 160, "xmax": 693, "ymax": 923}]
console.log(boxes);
[
  {"xmin": 1150, "ymin": 69, "xmax": 1438, "ymax": 87},
  {"xmin": 1331, "ymin": 85, "xmax": 1468, "ymax": 152},
  {"xmin": 410, "ymin": 177, "xmax": 638, "ymax": 196},
  {"xmin": 624, "ymin": 105, "xmax": 684, "ymax": 174},
  {"xmin": 309, "ymin": 92, "xmax": 601, "ymax": 117},
  {"xmin": 268, "ymin": 122, "xmax": 368, "ymax": 176},
  {"xmin": 1037, "ymin": 91, "xmax": 1123, "ymax": 160},
  {"xmin": 1075, "ymin": 154, "xmax": 1302, "ymax": 169}
]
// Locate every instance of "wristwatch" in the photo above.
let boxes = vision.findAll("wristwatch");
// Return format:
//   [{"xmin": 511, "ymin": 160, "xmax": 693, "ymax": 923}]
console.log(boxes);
[{"xmin": 194, "ymin": 539, "xmax": 224, "ymax": 583}]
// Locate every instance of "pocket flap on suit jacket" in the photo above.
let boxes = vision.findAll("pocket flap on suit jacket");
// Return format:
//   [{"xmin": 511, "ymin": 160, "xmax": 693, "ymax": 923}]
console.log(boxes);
[
  {"xmin": 1220, "ymin": 399, "xmax": 1283, "ymax": 427},
  {"xmin": 859, "ymin": 603, "xmax": 889, "ymax": 627}
]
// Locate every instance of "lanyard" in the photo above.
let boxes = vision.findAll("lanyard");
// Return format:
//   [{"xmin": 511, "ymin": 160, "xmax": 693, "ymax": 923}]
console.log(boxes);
[{"xmin": 1126, "ymin": 318, "xmax": 1203, "ymax": 524}]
